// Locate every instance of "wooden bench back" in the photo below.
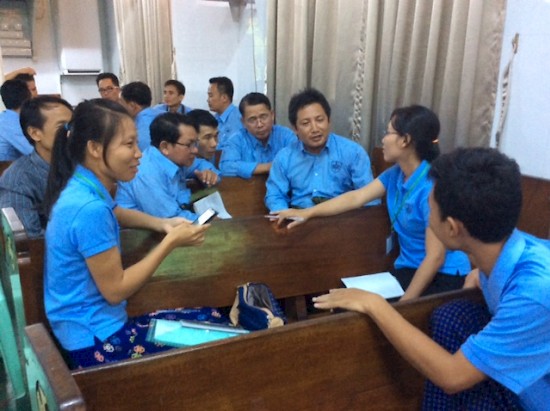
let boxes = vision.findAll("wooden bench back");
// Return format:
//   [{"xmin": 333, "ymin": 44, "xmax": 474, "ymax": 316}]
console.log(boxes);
[
  {"xmin": 20, "ymin": 207, "xmax": 392, "ymax": 325},
  {"xmin": 24, "ymin": 288, "xmax": 483, "ymax": 411}
]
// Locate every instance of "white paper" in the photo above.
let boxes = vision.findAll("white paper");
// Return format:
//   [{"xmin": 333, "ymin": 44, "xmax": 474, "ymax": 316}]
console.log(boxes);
[
  {"xmin": 341, "ymin": 272, "xmax": 405, "ymax": 299},
  {"xmin": 193, "ymin": 191, "xmax": 232, "ymax": 219}
]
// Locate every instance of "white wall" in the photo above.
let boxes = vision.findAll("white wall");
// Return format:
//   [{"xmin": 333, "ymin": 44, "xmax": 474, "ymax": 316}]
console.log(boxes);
[
  {"xmin": 490, "ymin": 0, "xmax": 550, "ymax": 179},
  {"xmin": 170, "ymin": 0, "xmax": 267, "ymax": 110}
]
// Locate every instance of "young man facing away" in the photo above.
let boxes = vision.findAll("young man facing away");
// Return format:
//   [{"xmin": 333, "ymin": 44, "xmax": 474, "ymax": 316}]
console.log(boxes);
[
  {"xmin": 0, "ymin": 96, "xmax": 72, "ymax": 237},
  {"xmin": 314, "ymin": 147, "xmax": 549, "ymax": 410},
  {"xmin": 120, "ymin": 81, "xmax": 163, "ymax": 152},
  {"xmin": 155, "ymin": 79, "xmax": 192, "ymax": 114},
  {"xmin": 0, "ymin": 79, "xmax": 33, "ymax": 161},
  {"xmin": 219, "ymin": 92, "xmax": 295, "ymax": 179},
  {"xmin": 207, "ymin": 76, "xmax": 241, "ymax": 150},
  {"xmin": 96, "ymin": 72, "xmax": 121, "ymax": 102},
  {"xmin": 265, "ymin": 88, "xmax": 377, "ymax": 211}
]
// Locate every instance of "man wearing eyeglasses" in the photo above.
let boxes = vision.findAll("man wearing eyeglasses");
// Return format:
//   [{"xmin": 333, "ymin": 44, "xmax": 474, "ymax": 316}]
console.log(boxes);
[
  {"xmin": 116, "ymin": 113, "xmax": 218, "ymax": 220},
  {"xmin": 96, "ymin": 72, "xmax": 121, "ymax": 102},
  {"xmin": 219, "ymin": 92, "xmax": 295, "ymax": 179}
]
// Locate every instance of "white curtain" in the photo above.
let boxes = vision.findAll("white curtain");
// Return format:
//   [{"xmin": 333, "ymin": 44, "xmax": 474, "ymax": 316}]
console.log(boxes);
[
  {"xmin": 113, "ymin": 0, "xmax": 175, "ymax": 104},
  {"xmin": 267, "ymin": 0, "xmax": 506, "ymax": 153}
]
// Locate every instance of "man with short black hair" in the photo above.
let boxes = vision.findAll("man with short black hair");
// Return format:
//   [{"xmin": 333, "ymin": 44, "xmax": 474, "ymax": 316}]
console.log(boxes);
[
  {"xmin": 219, "ymin": 92, "xmax": 295, "ymax": 179},
  {"xmin": 207, "ymin": 76, "xmax": 241, "ymax": 149},
  {"xmin": 155, "ymin": 79, "xmax": 191, "ymax": 114},
  {"xmin": 13, "ymin": 72, "xmax": 38, "ymax": 97},
  {"xmin": 0, "ymin": 79, "xmax": 33, "ymax": 160},
  {"xmin": 314, "ymin": 147, "xmax": 550, "ymax": 410},
  {"xmin": 265, "ymin": 88, "xmax": 376, "ymax": 211},
  {"xmin": 120, "ymin": 81, "xmax": 163, "ymax": 151},
  {"xmin": 0, "ymin": 96, "xmax": 73, "ymax": 237},
  {"xmin": 96, "ymin": 72, "xmax": 120, "ymax": 102}
]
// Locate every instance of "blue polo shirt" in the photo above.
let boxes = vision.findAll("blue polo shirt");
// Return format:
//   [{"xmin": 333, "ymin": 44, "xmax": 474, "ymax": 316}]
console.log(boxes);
[
  {"xmin": 154, "ymin": 103, "xmax": 192, "ymax": 114},
  {"xmin": 462, "ymin": 230, "xmax": 550, "ymax": 411},
  {"xmin": 116, "ymin": 146, "xmax": 196, "ymax": 220},
  {"xmin": 135, "ymin": 107, "xmax": 164, "ymax": 151},
  {"xmin": 265, "ymin": 133, "xmax": 378, "ymax": 211},
  {"xmin": 215, "ymin": 104, "xmax": 242, "ymax": 150},
  {"xmin": 378, "ymin": 162, "xmax": 470, "ymax": 275},
  {"xmin": 0, "ymin": 109, "xmax": 33, "ymax": 160},
  {"xmin": 219, "ymin": 124, "xmax": 296, "ymax": 178},
  {"xmin": 45, "ymin": 165, "xmax": 127, "ymax": 350}
]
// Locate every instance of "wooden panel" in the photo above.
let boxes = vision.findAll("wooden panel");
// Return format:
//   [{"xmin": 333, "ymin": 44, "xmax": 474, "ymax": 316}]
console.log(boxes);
[
  {"xmin": 65, "ymin": 288, "xmax": 483, "ymax": 411},
  {"xmin": 121, "ymin": 206, "xmax": 392, "ymax": 316},
  {"xmin": 518, "ymin": 175, "xmax": 550, "ymax": 239}
]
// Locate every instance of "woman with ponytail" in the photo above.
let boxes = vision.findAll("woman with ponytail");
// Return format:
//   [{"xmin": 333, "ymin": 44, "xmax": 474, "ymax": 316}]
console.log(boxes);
[
  {"xmin": 43, "ymin": 99, "xmax": 225, "ymax": 368},
  {"xmin": 274, "ymin": 105, "xmax": 471, "ymax": 300}
]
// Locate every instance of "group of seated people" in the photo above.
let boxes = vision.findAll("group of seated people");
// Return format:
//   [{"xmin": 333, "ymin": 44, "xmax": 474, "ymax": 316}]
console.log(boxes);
[{"xmin": 0, "ymin": 68, "xmax": 547, "ymax": 409}]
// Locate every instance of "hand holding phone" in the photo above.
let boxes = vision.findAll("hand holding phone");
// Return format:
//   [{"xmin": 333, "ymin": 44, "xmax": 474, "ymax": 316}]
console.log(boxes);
[{"xmin": 193, "ymin": 208, "xmax": 218, "ymax": 225}]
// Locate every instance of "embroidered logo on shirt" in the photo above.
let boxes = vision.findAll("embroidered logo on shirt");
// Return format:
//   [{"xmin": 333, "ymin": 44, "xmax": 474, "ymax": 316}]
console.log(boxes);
[{"xmin": 331, "ymin": 161, "xmax": 343, "ymax": 173}]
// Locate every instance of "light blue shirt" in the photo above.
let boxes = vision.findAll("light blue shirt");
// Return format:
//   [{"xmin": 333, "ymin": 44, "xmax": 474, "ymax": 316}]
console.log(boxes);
[
  {"xmin": 0, "ymin": 109, "xmax": 33, "ymax": 161},
  {"xmin": 135, "ymin": 107, "xmax": 164, "ymax": 151},
  {"xmin": 154, "ymin": 103, "xmax": 192, "ymax": 114},
  {"xmin": 215, "ymin": 104, "xmax": 242, "ymax": 150},
  {"xmin": 183, "ymin": 157, "xmax": 221, "ymax": 181},
  {"xmin": 219, "ymin": 124, "xmax": 296, "ymax": 179},
  {"xmin": 462, "ymin": 230, "xmax": 550, "ymax": 411},
  {"xmin": 378, "ymin": 162, "xmax": 470, "ymax": 275},
  {"xmin": 116, "ymin": 146, "xmax": 196, "ymax": 220},
  {"xmin": 45, "ymin": 165, "xmax": 127, "ymax": 350},
  {"xmin": 265, "ymin": 133, "xmax": 377, "ymax": 211}
]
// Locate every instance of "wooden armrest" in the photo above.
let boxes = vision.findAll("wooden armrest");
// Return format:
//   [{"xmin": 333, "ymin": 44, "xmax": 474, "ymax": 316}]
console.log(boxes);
[{"xmin": 24, "ymin": 323, "xmax": 86, "ymax": 410}]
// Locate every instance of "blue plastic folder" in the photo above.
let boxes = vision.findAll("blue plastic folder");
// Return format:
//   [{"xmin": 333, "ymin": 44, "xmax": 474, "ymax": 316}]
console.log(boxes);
[{"xmin": 146, "ymin": 319, "xmax": 249, "ymax": 348}]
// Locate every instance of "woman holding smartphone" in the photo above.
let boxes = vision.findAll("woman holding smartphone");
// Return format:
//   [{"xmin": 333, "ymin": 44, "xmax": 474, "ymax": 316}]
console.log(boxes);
[
  {"xmin": 43, "ymin": 99, "xmax": 224, "ymax": 368},
  {"xmin": 274, "ymin": 105, "xmax": 471, "ymax": 300}
]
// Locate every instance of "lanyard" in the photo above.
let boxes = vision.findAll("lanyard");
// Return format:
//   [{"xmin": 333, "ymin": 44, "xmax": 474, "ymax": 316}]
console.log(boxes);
[
  {"xmin": 74, "ymin": 172, "xmax": 106, "ymax": 200},
  {"xmin": 390, "ymin": 164, "xmax": 429, "ymax": 232}
]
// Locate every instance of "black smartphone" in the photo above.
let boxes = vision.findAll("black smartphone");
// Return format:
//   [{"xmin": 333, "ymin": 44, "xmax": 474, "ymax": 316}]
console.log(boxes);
[{"xmin": 193, "ymin": 208, "xmax": 218, "ymax": 225}]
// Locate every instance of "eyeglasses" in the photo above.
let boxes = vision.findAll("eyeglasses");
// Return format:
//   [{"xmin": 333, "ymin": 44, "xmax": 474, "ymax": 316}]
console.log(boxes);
[
  {"xmin": 98, "ymin": 86, "xmax": 117, "ymax": 94},
  {"xmin": 174, "ymin": 141, "xmax": 199, "ymax": 150},
  {"xmin": 245, "ymin": 113, "xmax": 271, "ymax": 126}
]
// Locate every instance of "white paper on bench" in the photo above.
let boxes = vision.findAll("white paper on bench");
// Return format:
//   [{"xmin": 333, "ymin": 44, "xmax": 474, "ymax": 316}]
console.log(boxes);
[
  {"xmin": 193, "ymin": 191, "xmax": 232, "ymax": 219},
  {"xmin": 341, "ymin": 272, "xmax": 405, "ymax": 299}
]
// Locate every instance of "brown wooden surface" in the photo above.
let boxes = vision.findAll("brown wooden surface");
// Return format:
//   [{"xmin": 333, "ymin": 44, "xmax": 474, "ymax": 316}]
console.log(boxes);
[
  {"xmin": 25, "ymin": 323, "xmax": 86, "ymax": 410},
  {"xmin": 21, "ymin": 288, "xmax": 477, "ymax": 411},
  {"xmin": 517, "ymin": 175, "xmax": 550, "ymax": 239},
  {"xmin": 20, "ymin": 206, "xmax": 391, "ymax": 325},
  {"xmin": 121, "ymin": 206, "xmax": 392, "ymax": 317},
  {"xmin": 217, "ymin": 175, "xmax": 268, "ymax": 217}
]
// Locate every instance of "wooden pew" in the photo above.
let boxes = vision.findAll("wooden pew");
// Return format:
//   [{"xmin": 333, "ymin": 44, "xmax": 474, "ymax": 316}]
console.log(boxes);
[
  {"xmin": 517, "ymin": 175, "xmax": 550, "ymax": 239},
  {"xmin": 189, "ymin": 175, "xmax": 268, "ymax": 217},
  {"xmin": 19, "ymin": 206, "xmax": 392, "ymax": 327},
  {"xmin": 25, "ymin": 288, "xmax": 483, "ymax": 411}
]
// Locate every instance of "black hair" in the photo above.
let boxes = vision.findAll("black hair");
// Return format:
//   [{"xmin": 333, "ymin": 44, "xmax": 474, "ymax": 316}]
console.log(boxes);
[
  {"xmin": 164, "ymin": 79, "xmax": 186, "ymax": 96},
  {"xmin": 44, "ymin": 99, "xmax": 131, "ymax": 217},
  {"xmin": 13, "ymin": 73, "xmax": 35, "ymax": 83},
  {"xmin": 288, "ymin": 88, "xmax": 331, "ymax": 127},
  {"xmin": 0, "ymin": 79, "xmax": 31, "ymax": 109},
  {"xmin": 96, "ymin": 72, "xmax": 120, "ymax": 87},
  {"xmin": 389, "ymin": 105, "xmax": 440, "ymax": 162},
  {"xmin": 430, "ymin": 147, "xmax": 522, "ymax": 243},
  {"xmin": 19, "ymin": 96, "xmax": 73, "ymax": 146},
  {"xmin": 121, "ymin": 81, "xmax": 152, "ymax": 107},
  {"xmin": 150, "ymin": 112, "xmax": 198, "ymax": 148},
  {"xmin": 209, "ymin": 76, "xmax": 234, "ymax": 101},
  {"xmin": 187, "ymin": 109, "xmax": 218, "ymax": 129},
  {"xmin": 238, "ymin": 92, "xmax": 271, "ymax": 116}
]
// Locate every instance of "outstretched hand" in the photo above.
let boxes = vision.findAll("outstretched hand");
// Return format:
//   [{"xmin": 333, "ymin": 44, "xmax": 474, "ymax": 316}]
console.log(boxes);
[
  {"xmin": 194, "ymin": 169, "xmax": 220, "ymax": 187},
  {"xmin": 269, "ymin": 208, "xmax": 310, "ymax": 229},
  {"xmin": 313, "ymin": 288, "xmax": 382, "ymax": 314},
  {"xmin": 166, "ymin": 220, "xmax": 209, "ymax": 247}
]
